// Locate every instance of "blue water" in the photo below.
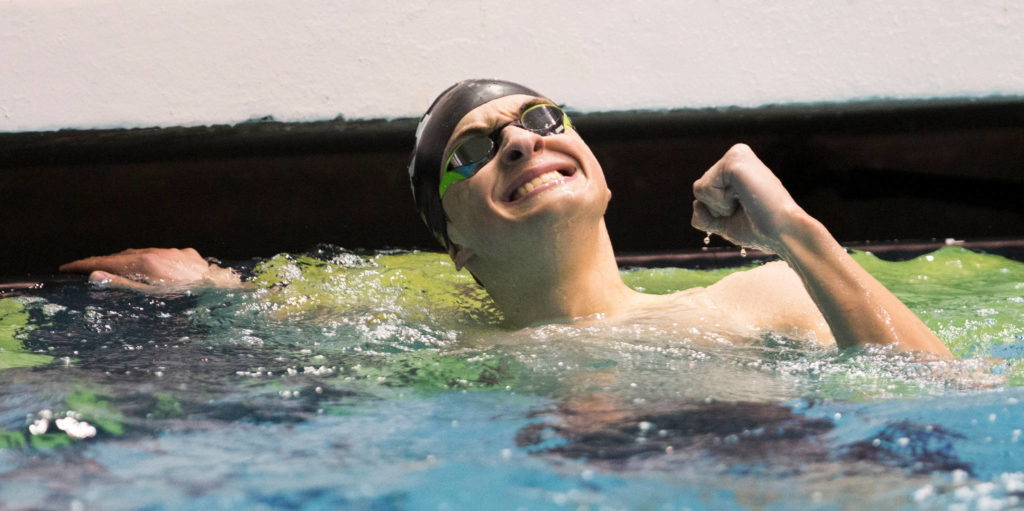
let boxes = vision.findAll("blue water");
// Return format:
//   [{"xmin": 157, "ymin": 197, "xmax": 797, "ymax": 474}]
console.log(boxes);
[{"xmin": 1, "ymin": 246, "xmax": 1023, "ymax": 510}]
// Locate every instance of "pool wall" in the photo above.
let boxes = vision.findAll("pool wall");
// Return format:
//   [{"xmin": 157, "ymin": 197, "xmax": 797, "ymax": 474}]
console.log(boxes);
[
  {"xmin": 3, "ymin": 1, "xmax": 1023, "ymax": 274},
  {"xmin": 3, "ymin": 1, "xmax": 1024, "ymax": 132},
  {"xmin": 1, "ymin": 98, "xmax": 1023, "ymax": 275}
]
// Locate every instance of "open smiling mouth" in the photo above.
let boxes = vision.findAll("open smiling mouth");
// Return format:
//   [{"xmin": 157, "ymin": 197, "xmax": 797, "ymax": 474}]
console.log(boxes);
[{"xmin": 505, "ymin": 168, "xmax": 577, "ymax": 202}]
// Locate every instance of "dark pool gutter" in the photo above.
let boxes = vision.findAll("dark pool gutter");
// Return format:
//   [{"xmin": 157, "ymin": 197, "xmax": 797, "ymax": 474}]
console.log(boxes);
[
  {"xmin": 616, "ymin": 237, "xmax": 1024, "ymax": 269},
  {"xmin": 1, "ymin": 96, "xmax": 1022, "ymax": 275}
]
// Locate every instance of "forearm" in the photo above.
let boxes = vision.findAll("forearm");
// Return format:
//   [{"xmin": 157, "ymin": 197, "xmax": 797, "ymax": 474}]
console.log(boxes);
[
  {"xmin": 775, "ymin": 212, "xmax": 951, "ymax": 356},
  {"xmin": 61, "ymin": 248, "xmax": 248, "ymax": 291},
  {"xmin": 692, "ymin": 144, "xmax": 952, "ymax": 356}
]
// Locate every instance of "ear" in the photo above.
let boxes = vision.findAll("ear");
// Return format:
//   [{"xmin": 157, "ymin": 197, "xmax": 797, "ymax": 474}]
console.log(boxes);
[{"xmin": 448, "ymin": 243, "xmax": 475, "ymax": 271}]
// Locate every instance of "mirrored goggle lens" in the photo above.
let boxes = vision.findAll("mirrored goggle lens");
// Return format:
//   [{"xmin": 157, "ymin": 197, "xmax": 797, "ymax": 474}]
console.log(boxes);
[
  {"xmin": 520, "ymin": 104, "xmax": 566, "ymax": 135},
  {"xmin": 447, "ymin": 135, "xmax": 495, "ymax": 172}
]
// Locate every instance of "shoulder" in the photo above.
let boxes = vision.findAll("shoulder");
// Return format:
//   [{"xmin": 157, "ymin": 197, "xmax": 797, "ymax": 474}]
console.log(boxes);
[
  {"xmin": 707, "ymin": 261, "xmax": 801, "ymax": 296},
  {"xmin": 704, "ymin": 261, "xmax": 834, "ymax": 345}
]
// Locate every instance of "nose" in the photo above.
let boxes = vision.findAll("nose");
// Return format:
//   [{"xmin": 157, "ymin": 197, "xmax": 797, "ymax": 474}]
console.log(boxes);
[{"xmin": 497, "ymin": 125, "xmax": 544, "ymax": 167}]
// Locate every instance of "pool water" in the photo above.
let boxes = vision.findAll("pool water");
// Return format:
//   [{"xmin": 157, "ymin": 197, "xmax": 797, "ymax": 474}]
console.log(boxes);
[{"xmin": 1, "ymin": 245, "xmax": 1023, "ymax": 510}]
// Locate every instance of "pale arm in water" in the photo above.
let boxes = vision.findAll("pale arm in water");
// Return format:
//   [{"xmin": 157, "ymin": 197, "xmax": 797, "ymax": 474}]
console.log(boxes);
[{"xmin": 59, "ymin": 248, "xmax": 245, "ymax": 291}]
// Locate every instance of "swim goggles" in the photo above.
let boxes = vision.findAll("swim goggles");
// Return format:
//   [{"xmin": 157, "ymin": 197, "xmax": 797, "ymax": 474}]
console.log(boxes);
[{"xmin": 439, "ymin": 103, "xmax": 573, "ymax": 199}]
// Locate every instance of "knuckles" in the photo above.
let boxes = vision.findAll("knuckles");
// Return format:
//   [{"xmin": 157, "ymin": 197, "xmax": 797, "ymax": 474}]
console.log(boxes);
[
  {"xmin": 720, "ymin": 143, "xmax": 755, "ymax": 176},
  {"xmin": 722, "ymin": 143, "xmax": 753, "ymax": 165}
]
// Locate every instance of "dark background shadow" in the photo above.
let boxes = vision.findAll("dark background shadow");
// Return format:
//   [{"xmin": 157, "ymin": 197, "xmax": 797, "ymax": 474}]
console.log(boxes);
[{"xmin": 2, "ymin": 98, "xmax": 1022, "ymax": 275}]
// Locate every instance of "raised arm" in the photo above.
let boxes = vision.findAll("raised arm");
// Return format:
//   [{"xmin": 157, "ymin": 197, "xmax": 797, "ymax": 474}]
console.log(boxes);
[
  {"xmin": 60, "ymin": 248, "xmax": 245, "ymax": 291},
  {"xmin": 691, "ymin": 144, "xmax": 950, "ymax": 356}
]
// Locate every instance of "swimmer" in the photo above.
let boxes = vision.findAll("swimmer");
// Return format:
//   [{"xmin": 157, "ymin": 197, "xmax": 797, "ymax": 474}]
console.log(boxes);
[{"xmin": 60, "ymin": 79, "xmax": 951, "ymax": 357}]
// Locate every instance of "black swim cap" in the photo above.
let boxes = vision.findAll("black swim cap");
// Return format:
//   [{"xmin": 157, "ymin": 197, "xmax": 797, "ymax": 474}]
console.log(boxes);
[{"xmin": 409, "ymin": 79, "xmax": 543, "ymax": 249}]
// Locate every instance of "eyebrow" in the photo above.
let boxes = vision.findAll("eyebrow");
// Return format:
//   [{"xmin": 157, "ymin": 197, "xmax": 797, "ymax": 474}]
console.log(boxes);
[{"xmin": 447, "ymin": 98, "xmax": 552, "ymax": 150}]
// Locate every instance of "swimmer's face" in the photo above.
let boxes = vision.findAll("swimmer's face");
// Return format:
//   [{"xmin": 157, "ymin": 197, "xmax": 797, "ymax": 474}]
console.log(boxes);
[{"xmin": 440, "ymin": 95, "xmax": 612, "ymax": 259}]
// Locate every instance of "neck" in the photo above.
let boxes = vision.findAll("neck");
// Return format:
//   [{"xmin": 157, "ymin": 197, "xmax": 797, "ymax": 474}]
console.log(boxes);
[{"xmin": 471, "ymin": 218, "xmax": 644, "ymax": 328}]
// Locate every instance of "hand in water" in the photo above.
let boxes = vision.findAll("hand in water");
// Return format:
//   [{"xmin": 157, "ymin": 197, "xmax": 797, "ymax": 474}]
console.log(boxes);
[
  {"xmin": 60, "ymin": 248, "xmax": 244, "ymax": 291},
  {"xmin": 691, "ymin": 144, "xmax": 805, "ymax": 254}
]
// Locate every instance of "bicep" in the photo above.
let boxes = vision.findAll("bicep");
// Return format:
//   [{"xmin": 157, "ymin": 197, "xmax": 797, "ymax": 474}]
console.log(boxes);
[{"xmin": 705, "ymin": 261, "xmax": 834, "ymax": 346}]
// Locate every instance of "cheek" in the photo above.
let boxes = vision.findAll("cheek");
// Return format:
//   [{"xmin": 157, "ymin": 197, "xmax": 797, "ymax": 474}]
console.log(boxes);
[
  {"xmin": 554, "ymin": 135, "xmax": 605, "ymax": 182},
  {"xmin": 442, "ymin": 181, "xmax": 496, "ymax": 243}
]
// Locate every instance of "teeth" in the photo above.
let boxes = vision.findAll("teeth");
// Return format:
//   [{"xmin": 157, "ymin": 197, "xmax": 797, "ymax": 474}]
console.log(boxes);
[{"xmin": 514, "ymin": 171, "xmax": 564, "ymax": 200}]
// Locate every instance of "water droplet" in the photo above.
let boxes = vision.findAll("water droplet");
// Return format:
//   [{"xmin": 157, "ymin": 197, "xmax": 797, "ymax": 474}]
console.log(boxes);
[
  {"xmin": 703, "ymin": 232, "xmax": 711, "ymax": 245},
  {"xmin": 739, "ymin": 247, "xmax": 747, "ymax": 258}
]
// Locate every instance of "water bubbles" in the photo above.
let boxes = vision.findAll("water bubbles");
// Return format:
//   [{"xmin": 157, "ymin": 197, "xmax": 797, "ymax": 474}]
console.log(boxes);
[
  {"xmin": 55, "ymin": 416, "xmax": 96, "ymax": 439},
  {"xmin": 303, "ymin": 366, "xmax": 333, "ymax": 376},
  {"xmin": 28, "ymin": 418, "xmax": 48, "ymax": 435},
  {"xmin": 41, "ymin": 303, "xmax": 66, "ymax": 316},
  {"xmin": 913, "ymin": 485, "xmax": 935, "ymax": 502}
]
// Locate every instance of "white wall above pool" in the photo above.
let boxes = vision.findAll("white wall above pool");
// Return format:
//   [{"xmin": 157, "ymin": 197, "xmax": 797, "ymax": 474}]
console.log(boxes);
[{"xmin": 2, "ymin": 0, "xmax": 1022, "ymax": 132}]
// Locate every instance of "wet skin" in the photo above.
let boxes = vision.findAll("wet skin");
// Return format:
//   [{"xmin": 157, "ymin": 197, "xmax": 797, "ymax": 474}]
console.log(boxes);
[
  {"xmin": 440, "ymin": 95, "xmax": 612, "ymax": 267},
  {"xmin": 435, "ymin": 95, "xmax": 948, "ymax": 355},
  {"xmin": 58, "ymin": 95, "xmax": 951, "ymax": 356}
]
